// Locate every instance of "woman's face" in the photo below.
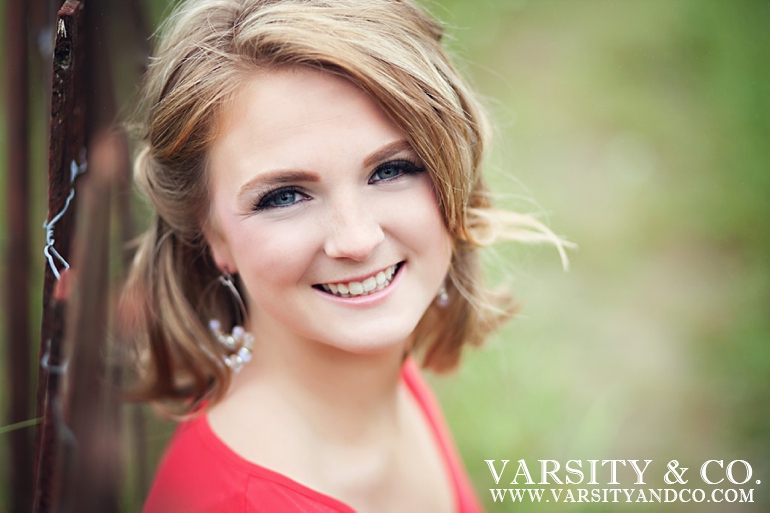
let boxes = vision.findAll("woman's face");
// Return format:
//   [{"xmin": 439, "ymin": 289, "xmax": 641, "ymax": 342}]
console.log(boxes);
[{"xmin": 205, "ymin": 68, "xmax": 452, "ymax": 353}]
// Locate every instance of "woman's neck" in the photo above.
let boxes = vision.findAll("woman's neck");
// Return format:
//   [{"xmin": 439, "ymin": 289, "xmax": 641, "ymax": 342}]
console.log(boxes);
[
  {"xmin": 215, "ymin": 324, "xmax": 410, "ymax": 446},
  {"xmin": 206, "ymin": 326, "xmax": 433, "ymax": 508}
]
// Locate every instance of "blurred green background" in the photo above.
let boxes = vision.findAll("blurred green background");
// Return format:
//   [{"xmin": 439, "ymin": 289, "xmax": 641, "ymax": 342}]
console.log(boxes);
[{"xmin": 1, "ymin": 0, "xmax": 768, "ymax": 512}]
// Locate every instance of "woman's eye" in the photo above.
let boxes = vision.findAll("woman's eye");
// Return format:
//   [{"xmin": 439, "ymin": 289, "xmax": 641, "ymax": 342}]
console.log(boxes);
[
  {"xmin": 254, "ymin": 187, "xmax": 306, "ymax": 211},
  {"xmin": 369, "ymin": 159, "xmax": 425, "ymax": 184},
  {"xmin": 373, "ymin": 166, "xmax": 401, "ymax": 181}
]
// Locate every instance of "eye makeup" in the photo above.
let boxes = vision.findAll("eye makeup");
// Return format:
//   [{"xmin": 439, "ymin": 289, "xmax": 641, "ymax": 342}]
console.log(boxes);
[
  {"xmin": 368, "ymin": 158, "xmax": 425, "ymax": 184},
  {"xmin": 251, "ymin": 158, "xmax": 426, "ymax": 212},
  {"xmin": 252, "ymin": 186, "xmax": 309, "ymax": 211}
]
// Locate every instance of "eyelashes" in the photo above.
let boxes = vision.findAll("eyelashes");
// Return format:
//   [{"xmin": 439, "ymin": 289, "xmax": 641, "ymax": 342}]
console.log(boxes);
[
  {"xmin": 253, "ymin": 186, "xmax": 308, "ymax": 211},
  {"xmin": 368, "ymin": 159, "xmax": 424, "ymax": 184},
  {"xmin": 252, "ymin": 158, "xmax": 426, "ymax": 212}
]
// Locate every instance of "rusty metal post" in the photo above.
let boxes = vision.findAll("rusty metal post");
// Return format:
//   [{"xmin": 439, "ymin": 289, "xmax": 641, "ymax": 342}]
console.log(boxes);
[
  {"xmin": 3, "ymin": 1, "xmax": 33, "ymax": 511},
  {"xmin": 32, "ymin": 2, "xmax": 86, "ymax": 512},
  {"xmin": 59, "ymin": 132, "xmax": 122, "ymax": 513}
]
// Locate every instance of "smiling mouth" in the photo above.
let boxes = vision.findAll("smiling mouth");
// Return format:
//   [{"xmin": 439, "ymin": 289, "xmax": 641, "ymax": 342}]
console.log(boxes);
[{"xmin": 315, "ymin": 263, "xmax": 403, "ymax": 298}]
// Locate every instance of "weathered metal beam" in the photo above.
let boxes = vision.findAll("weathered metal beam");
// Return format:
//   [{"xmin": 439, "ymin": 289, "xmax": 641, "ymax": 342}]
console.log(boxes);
[
  {"xmin": 59, "ymin": 131, "xmax": 121, "ymax": 513},
  {"xmin": 32, "ymin": 2, "xmax": 86, "ymax": 512},
  {"xmin": 4, "ymin": 0, "xmax": 33, "ymax": 510}
]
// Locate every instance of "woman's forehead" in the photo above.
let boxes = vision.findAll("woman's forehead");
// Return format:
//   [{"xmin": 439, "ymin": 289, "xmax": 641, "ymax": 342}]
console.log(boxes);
[{"xmin": 207, "ymin": 68, "xmax": 413, "ymax": 191}]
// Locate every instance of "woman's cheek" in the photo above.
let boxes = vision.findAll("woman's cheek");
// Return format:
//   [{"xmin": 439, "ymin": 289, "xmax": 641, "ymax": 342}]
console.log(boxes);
[
  {"xmin": 393, "ymin": 182, "xmax": 450, "ymax": 253},
  {"xmin": 236, "ymin": 220, "xmax": 319, "ymax": 290}
]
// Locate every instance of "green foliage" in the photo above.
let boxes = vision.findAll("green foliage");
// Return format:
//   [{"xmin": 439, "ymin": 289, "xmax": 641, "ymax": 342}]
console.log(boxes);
[{"xmin": 427, "ymin": 1, "xmax": 770, "ymax": 511}]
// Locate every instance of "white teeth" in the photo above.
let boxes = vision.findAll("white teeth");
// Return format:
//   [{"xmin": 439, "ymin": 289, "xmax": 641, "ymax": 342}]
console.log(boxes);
[{"xmin": 320, "ymin": 264, "xmax": 399, "ymax": 298}]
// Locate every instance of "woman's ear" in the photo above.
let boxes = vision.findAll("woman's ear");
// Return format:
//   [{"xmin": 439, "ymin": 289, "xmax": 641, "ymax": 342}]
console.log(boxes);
[{"xmin": 205, "ymin": 227, "xmax": 238, "ymax": 274}]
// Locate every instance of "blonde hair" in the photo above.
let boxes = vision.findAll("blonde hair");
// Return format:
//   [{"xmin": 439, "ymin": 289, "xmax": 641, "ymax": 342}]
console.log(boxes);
[{"xmin": 123, "ymin": 0, "xmax": 568, "ymax": 416}]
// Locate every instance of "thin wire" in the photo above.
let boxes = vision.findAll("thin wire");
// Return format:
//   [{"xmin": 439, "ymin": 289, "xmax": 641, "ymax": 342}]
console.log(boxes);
[
  {"xmin": 40, "ymin": 338, "xmax": 69, "ymax": 375},
  {"xmin": 39, "ymin": 338, "xmax": 76, "ymax": 445},
  {"xmin": 43, "ymin": 156, "xmax": 87, "ymax": 280}
]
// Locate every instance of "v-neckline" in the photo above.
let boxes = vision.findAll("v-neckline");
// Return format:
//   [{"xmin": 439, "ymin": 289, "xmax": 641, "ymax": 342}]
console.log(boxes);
[{"xmin": 200, "ymin": 359, "xmax": 461, "ymax": 511}]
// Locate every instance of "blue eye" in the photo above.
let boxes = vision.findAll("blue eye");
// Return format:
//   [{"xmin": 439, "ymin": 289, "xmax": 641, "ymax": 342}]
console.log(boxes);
[
  {"xmin": 254, "ymin": 187, "xmax": 306, "ymax": 211},
  {"xmin": 369, "ymin": 159, "xmax": 425, "ymax": 184}
]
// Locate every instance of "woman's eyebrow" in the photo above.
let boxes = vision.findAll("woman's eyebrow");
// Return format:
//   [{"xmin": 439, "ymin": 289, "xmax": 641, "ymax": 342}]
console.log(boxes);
[
  {"xmin": 363, "ymin": 139, "xmax": 414, "ymax": 167},
  {"xmin": 237, "ymin": 170, "xmax": 319, "ymax": 201},
  {"xmin": 235, "ymin": 140, "xmax": 413, "ymax": 200}
]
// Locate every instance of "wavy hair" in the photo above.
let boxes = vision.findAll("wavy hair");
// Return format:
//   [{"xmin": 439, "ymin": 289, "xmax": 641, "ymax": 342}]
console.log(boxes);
[{"xmin": 122, "ymin": 0, "xmax": 568, "ymax": 417}]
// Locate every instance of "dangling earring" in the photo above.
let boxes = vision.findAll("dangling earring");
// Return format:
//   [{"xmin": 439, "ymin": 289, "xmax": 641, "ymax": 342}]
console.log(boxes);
[
  {"xmin": 436, "ymin": 280, "xmax": 450, "ymax": 308},
  {"xmin": 209, "ymin": 271, "xmax": 254, "ymax": 373}
]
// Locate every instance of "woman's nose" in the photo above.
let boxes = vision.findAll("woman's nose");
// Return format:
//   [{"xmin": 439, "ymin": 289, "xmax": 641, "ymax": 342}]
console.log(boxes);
[{"xmin": 323, "ymin": 200, "xmax": 385, "ymax": 262}]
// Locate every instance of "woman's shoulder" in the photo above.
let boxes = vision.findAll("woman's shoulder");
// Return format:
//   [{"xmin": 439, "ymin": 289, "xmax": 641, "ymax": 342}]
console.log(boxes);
[{"xmin": 142, "ymin": 414, "xmax": 355, "ymax": 513}]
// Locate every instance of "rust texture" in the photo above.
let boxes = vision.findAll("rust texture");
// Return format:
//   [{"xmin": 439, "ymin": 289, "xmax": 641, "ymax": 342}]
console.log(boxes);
[{"xmin": 32, "ymin": 2, "xmax": 86, "ymax": 512}]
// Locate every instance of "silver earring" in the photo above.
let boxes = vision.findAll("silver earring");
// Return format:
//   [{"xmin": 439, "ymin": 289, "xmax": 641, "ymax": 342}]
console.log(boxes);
[
  {"xmin": 209, "ymin": 272, "xmax": 254, "ymax": 373},
  {"xmin": 436, "ymin": 281, "xmax": 450, "ymax": 308}
]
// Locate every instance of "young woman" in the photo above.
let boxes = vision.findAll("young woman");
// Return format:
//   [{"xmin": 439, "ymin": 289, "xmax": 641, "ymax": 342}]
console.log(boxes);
[{"xmin": 124, "ymin": 0, "xmax": 567, "ymax": 511}]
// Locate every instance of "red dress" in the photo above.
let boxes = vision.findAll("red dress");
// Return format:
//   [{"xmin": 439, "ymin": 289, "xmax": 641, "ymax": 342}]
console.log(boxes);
[{"xmin": 143, "ymin": 359, "xmax": 483, "ymax": 512}]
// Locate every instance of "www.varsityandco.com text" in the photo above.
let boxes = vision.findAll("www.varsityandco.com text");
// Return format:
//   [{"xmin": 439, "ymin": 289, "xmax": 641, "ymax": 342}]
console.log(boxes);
[{"xmin": 485, "ymin": 459, "xmax": 758, "ymax": 504}]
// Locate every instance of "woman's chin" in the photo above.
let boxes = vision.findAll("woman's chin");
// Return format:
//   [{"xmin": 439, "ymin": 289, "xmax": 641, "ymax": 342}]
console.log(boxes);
[{"xmin": 312, "ymin": 330, "xmax": 414, "ymax": 358}]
